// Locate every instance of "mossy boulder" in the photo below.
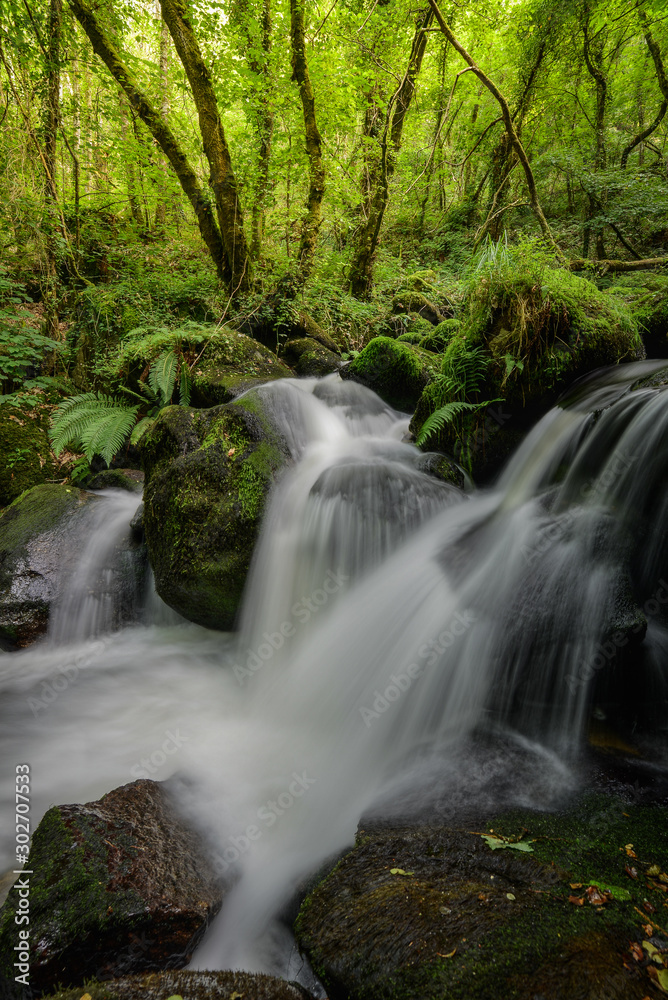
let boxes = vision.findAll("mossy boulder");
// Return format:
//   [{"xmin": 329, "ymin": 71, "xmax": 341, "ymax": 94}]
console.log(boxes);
[
  {"xmin": 281, "ymin": 337, "xmax": 342, "ymax": 377},
  {"xmin": 421, "ymin": 317, "xmax": 462, "ymax": 354},
  {"xmin": 295, "ymin": 793, "xmax": 668, "ymax": 1000},
  {"xmin": 396, "ymin": 330, "xmax": 424, "ymax": 345},
  {"xmin": 176, "ymin": 328, "xmax": 294, "ymax": 407},
  {"xmin": 141, "ymin": 393, "xmax": 291, "ymax": 629},
  {"xmin": 463, "ymin": 266, "xmax": 643, "ymax": 411},
  {"xmin": 341, "ymin": 337, "xmax": 441, "ymax": 413},
  {"xmin": 391, "ymin": 290, "xmax": 444, "ymax": 326},
  {"xmin": 606, "ymin": 272, "xmax": 668, "ymax": 356},
  {"xmin": 0, "ymin": 402, "xmax": 56, "ymax": 507},
  {"xmin": 0, "ymin": 484, "xmax": 100, "ymax": 647},
  {"xmin": 44, "ymin": 970, "xmax": 314, "ymax": 1000},
  {"xmin": 0, "ymin": 780, "xmax": 223, "ymax": 999}
]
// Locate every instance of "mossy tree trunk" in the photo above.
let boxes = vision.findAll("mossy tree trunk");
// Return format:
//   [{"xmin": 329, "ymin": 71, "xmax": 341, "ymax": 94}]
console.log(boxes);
[
  {"xmin": 160, "ymin": 0, "xmax": 252, "ymax": 294},
  {"xmin": 69, "ymin": 0, "xmax": 230, "ymax": 284},
  {"xmin": 289, "ymin": 0, "xmax": 325, "ymax": 288},
  {"xmin": 622, "ymin": 10, "xmax": 668, "ymax": 170},
  {"xmin": 118, "ymin": 93, "xmax": 144, "ymax": 227},
  {"xmin": 245, "ymin": 0, "xmax": 274, "ymax": 262},
  {"xmin": 43, "ymin": 0, "xmax": 62, "ymax": 341},
  {"xmin": 348, "ymin": 7, "xmax": 433, "ymax": 300},
  {"xmin": 154, "ymin": 11, "xmax": 171, "ymax": 229}
]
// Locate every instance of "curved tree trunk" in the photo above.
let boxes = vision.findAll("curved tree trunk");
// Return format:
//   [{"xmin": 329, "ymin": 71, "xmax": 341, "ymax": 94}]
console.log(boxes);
[
  {"xmin": 160, "ymin": 0, "xmax": 252, "ymax": 294},
  {"xmin": 290, "ymin": 0, "xmax": 325, "ymax": 288},
  {"xmin": 349, "ymin": 7, "xmax": 433, "ymax": 299},
  {"xmin": 43, "ymin": 0, "xmax": 62, "ymax": 340},
  {"xmin": 69, "ymin": 0, "xmax": 229, "ymax": 283},
  {"xmin": 426, "ymin": 0, "xmax": 557, "ymax": 251}
]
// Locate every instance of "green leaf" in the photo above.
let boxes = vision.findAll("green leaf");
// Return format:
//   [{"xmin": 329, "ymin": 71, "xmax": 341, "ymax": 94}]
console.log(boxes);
[
  {"xmin": 588, "ymin": 880, "xmax": 631, "ymax": 901},
  {"xmin": 149, "ymin": 349, "xmax": 179, "ymax": 406},
  {"xmin": 389, "ymin": 868, "xmax": 414, "ymax": 876},
  {"xmin": 416, "ymin": 401, "xmax": 485, "ymax": 446},
  {"xmin": 481, "ymin": 835, "xmax": 534, "ymax": 853}
]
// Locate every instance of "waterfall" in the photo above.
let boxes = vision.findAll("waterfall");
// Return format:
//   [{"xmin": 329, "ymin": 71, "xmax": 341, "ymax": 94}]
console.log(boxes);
[{"xmin": 1, "ymin": 364, "xmax": 667, "ymax": 984}]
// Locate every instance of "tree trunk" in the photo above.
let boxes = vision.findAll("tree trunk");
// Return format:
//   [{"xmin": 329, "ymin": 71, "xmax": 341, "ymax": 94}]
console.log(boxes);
[
  {"xmin": 160, "ymin": 0, "xmax": 251, "ymax": 293},
  {"xmin": 289, "ymin": 0, "xmax": 325, "ymax": 287},
  {"xmin": 245, "ymin": 0, "xmax": 274, "ymax": 261},
  {"xmin": 119, "ymin": 94, "xmax": 144, "ymax": 226},
  {"xmin": 43, "ymin": 0, "xmax": 62, "ymax": 340},
  {"xmin": 582, "ymin": 8, "xmax": 607, "ymax": 259},
  {"xmin": 426, "ymin": 0, "xmax": 557, "ymax": 250},
  {"xmin": 69, "ymin": 0, "xmax": 229, "ymax": 283},
  {"xmin": 154, "ymin": 11, "xmax": 170, "ymax": 229},
  {"xmin": 349, "ymin": 7, "xmax": 433, "ymax": 299}
]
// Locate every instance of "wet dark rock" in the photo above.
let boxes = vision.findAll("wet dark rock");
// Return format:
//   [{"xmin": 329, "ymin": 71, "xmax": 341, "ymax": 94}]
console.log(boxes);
[
  {"xmin": 296, "ymin": 794, "xmax": 668, "ymax": 1000},
  {"xmin": 44, "ymin": 970, "xmax": 315, "ymax": 1000},
  {"xmin": 141, "ymin": 393, "xmax": 291, "ymax": 629},
  {"xmin": 0, "ymin": 484, "xmax": 100, "ymax": 647},
  {"xmin": 84, "ymin": 469, "xmax": 144, "ymax": 493},
  {"xmin": 0, "ymin": 780, "xmax": 223, "ymax": 999},
  {"xmin": 281, "ymin": 337, "xmax": 342, "ymax": 377}
]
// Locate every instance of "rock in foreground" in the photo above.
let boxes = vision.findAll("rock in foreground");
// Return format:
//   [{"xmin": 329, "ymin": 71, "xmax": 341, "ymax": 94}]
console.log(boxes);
[
  {"xmin": 44, "ymin": 970, "xmax": 314, "ymax": 1000},
  {"xmin": 0, "ymin": 780, "xmax": 223, "ymax": 998}
]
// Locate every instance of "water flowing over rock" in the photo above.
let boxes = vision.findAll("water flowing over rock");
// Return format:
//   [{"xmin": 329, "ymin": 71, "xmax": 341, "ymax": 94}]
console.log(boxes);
[
  {"xmin": 0, "ymin": 364, "xmax": 667, "ymax": 993},
  {"xmin": 0, "ymin": 780, "xmax": 223, "ymax": 998},
  {"xmin": 42, "ymin": 970, "xmax": 315, "ymax": 999},
  {"xmin": 0, "ymin": 485, "xmax": 143, "ymax": 648}
]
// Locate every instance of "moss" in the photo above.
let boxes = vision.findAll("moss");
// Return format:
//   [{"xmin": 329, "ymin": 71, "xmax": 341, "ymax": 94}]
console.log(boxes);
[
  {"xmin": 140, "ymin": 394, "xmax": 290, "ymax": 629},
  {"xmin": 190, "ymin": 328, "xmax": 294, "ymax": 406},
  {"xmin": 0, "ymin": 483, "xmax": 89, "ymax": 550},
  {"xmin": 44, "ymin": 969, "xmax": 311, "ymax": 1000},
  {"xmin": 396, "ymin": 331, "xmax": 424, "ymax": 345},
  {"xmin": 295, "ymin": 795, "xmax": 667, "ymax": 1000},
  {"xmin": 421, "ymin": 317, "xmax": 462, "ymax": 354},
  {"xmin": 463, "ymin": 265, "xmax": 642, "ymax": 408},
  {"xmin": 0, "ymin": 807, "xmax": 146, "ymax": 997},
  {"xmin": 342, "ymin": 337, "xmax": 441, "ymax": 412},
  {"xmin": 0, "ymin": 403, "xmax": 56, "ymax": 507},
  {"xmin": 606, "ymin": 272, "xmax": 668, "ymax": 355},
  {"xmin": 281, "ymin": 337, "xmax": 341, "ymax": 377}
]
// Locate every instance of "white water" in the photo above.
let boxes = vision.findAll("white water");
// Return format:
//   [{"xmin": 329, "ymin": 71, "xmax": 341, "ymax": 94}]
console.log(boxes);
[{"xmin": 1, "ymin": 367, "xmax": 668, "ymax": 982}]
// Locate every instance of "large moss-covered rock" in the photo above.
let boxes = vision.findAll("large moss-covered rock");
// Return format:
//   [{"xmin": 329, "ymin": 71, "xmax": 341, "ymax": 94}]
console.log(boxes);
[
  {"xmin": 141, "ymin": 394, "xmax": 291, "ymax": 629},
  {"xmin": 342, "ymin": 337, "xmax": 441, "ymax": 412},
  {"xmin": 296, "ymin": 793, "xmax": 668, "ymax": 1000},
  {"xmin": 0, "ymin": 780, "xmax": 223, "ymax": 999},
  {"xmin": 0, "ymin": 484, "xmax": 100, "ymax": 646},
  {"xmin": 0, "ymin": 402, "xmax": 56, "ymax": 507},
  {"xmin": 185, "ymin": 328, "xmax": 294, "ymax": 407},
  {"xmin": 391, "ymin": 290, "xmax": 444, "ymax": 326},
  {"xmin": 606, "ymin": 272, "xmax": 668, "ymax": 356},
  {"xmin": 44, "ymin": 970, "xmax": 315, "ymax": 1000}
]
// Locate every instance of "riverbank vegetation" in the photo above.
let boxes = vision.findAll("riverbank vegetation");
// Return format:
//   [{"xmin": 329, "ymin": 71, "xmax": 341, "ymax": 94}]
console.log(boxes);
[{"xmin": 1, "ymin": 0, "xmax": 668, "ymax": 481}]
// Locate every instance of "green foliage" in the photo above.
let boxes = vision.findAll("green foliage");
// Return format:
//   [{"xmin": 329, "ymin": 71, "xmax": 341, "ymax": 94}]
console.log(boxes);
[
  {"xmin": 0, "ymin": 268, "xmax": 61, "ymax": 394},
  {"xmin": 50, "ymin": 393, "xmax": 139, "ymax": 467},
  {"xmin": 415, "ymin": 400, "xmax": 488, "ymax": 446}
]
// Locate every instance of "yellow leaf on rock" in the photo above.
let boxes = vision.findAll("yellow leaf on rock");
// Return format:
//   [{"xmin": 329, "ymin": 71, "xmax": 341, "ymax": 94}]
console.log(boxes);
[{"xmin": 389, "ymin": 868, "xmax": 414, "ymax": 876}]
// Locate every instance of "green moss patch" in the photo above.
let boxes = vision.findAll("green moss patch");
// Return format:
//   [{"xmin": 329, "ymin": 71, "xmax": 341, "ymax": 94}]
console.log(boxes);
[{"xmin": 342, "ymin": 337, "xmax": 441, "ymax": 412}]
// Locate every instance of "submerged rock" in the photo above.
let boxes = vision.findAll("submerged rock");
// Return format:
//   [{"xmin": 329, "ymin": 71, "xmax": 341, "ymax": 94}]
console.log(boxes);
[
  {"xmin": 342, "ymin": 337, "xmax": 441, "ymax": 412},
  {"xmin": 0, "ymin": 484, "xmax": 99, "ymax": 647},
  {"xmin": 296, "ymin": 793, "xmax": 668, "ymax": 1000},
  {"xmin": 43, "ymin": 970, "xmax": 315, "ymax": 1000},
  {"xmin": 141, "ymin": 393, "xmax": 291, "ymax": 629},
  {"xmin": 0, "ymin": 780, "xmax": 223, "ymax": 998}
]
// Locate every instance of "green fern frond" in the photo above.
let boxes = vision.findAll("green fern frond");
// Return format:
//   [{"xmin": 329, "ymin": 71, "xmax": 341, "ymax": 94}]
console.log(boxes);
[
  {"xmin": 415, "ymin": 401, "xmax": 484, "ymax": 446},
  {"xmin": 130, "ymin": 415, "xmax": 156, "ymax": 447},
  {"xmin": 179, "ymin": 363, "xmax": 192, "ymax": 406},
  {"xmin": 50, "ymin": 392, "xmax": 139, "ymax": 465},
  {"xmin": 149, "ymin": 350, "xmax": 179, "ymax": 406}
]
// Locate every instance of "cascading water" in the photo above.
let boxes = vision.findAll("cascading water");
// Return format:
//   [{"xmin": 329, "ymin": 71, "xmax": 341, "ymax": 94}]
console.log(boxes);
[{"xmin": 1, "ymin": 366, "xmax": 667, "ymax": 985}]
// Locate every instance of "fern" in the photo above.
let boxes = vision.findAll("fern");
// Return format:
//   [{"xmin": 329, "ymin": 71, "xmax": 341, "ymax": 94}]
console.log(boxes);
[
  {"xmin": 416, "ymin": 401, "xmax": 486, "ymax": 446},
  {"xmin": 149, "ymin": 350, "xmax": 179, "ymax": 405},
  {"xmin": 50, "ymin": 393, "xmax": 139, "ymax": 466},
  {"xmin": 179, "ymin": 363, "xmax": 192, "ymax": 406}
]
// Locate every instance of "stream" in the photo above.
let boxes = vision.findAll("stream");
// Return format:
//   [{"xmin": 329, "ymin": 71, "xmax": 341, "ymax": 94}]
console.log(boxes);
[{"xmin": 1, "ymin": 366, "xmax": 667, "ymax": 985}]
